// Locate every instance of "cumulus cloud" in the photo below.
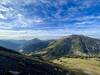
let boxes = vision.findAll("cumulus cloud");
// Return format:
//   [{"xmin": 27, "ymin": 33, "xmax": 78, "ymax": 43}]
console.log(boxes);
[{"xmin": 0, "ymin": 0, "xmax": 100, "ymax": 40}]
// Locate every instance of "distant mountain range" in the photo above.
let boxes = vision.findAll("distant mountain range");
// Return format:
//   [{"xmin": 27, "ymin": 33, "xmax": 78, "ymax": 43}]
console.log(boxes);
[
  {"xmin": 0, "ymin": 35, "xmax": 100, "ymax": 75},
  {"xmin": 20, "ymin": 35, "xmax": 100, "ymax": 58},
  {"xmin": 21, "ymin": 38, "xmax": 50, "ymax": 53},
  {"xmin": 0, "ymin": 40, "xmax": 19, "ymax": 50},
  {"xmin": 0, "ymin": 40, "xmax": 26, "ymax": 51},
  {"xmin": 0, "ymin": 35, "xmax": 100, "ymax": 58}
]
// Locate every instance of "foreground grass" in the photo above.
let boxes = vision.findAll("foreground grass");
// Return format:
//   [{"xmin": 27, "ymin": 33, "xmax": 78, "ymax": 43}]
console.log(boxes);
[{"xmin": 51, "ymin": 57, "xmax": 100, "ymax": 75}]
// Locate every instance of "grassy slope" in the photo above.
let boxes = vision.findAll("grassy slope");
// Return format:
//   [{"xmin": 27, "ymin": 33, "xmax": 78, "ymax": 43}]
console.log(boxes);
[{"xmin": 51, "ymin": 58, "xmax": 100, "ymax": 75}]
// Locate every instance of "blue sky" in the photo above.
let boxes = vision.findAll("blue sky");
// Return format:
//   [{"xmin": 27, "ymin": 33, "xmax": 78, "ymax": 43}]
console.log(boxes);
[{"xmin": 0, "ymin": 0, "xmax": 100, "ymax": 40}]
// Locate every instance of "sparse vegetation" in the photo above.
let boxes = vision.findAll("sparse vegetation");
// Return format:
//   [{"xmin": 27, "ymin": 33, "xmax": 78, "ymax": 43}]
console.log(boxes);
[{"xmin": 51, "ymin": 57, "xmax": 100, "ymax": 75}]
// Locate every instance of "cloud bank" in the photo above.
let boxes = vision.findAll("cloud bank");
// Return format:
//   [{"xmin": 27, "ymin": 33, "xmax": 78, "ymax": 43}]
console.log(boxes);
[{"xmin": 0, "ymin": 0, "xmax": 100, "ymax": 40}]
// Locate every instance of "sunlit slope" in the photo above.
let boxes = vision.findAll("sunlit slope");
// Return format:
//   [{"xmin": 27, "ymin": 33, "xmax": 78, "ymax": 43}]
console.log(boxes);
[
  {"xmin": 42, "ymin": 35, "xmax": 100, "ymax": 58},
  {"xmin": 52, "ymin": 58, "xmax": 100, "ymax": 75}
]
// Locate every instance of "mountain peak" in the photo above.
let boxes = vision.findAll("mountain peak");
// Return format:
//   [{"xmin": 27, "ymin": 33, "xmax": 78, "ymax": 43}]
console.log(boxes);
[
  {"xmin": 68, "ymin": 35, "xmax": 86, "ymax": 38},
  {"xmin": 28, "ymin": 38, "xmax": 41, "ymax": 44},
  {"xmin": 62, "ymin": 35, "xmax": 90, "ymax": 40},
  {"xmin": 41, "ymin": 35, "xmax": 100, "ymax": 58},
  {"xmin": 69, "ymin": 34, "xmax": 84, "ymax": 37},
  {"xmin": 31, "ymin": 38, "xmax": 41, "ymax": 41}
]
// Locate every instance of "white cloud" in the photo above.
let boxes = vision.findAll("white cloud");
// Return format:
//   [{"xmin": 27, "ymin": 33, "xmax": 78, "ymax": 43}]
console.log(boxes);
[
  {"xmin": 13, "ymin": 14, "xmax": 44, "ymax": 28},
  {"xmin": 0, "ymin": 28, "xmax": 69, "ymax": 40},
  {"xmin": 0, "ymin": 2, "xmax": 44, "ymax": 30},
  {"xmin": 0, "ymin": 25, "xmax": 100, "ymax": 40},
  {"xmin": 0, "ymin": 14, "xmax": 6, "ymax": 19},
  {"xmin": 0, "ymin": 0, "xmax": 100, "ymax": 40}
]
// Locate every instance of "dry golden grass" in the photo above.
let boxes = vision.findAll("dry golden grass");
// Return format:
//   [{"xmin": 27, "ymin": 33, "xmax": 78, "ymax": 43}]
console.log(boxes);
[{"xmin": 51, "ymin": 58, "xmax": 100, "ymax": 75}]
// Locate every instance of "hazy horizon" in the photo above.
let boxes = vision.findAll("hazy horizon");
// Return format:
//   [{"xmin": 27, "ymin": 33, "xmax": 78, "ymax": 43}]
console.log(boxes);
[{"xmin": 0, "ymin": 34, "xmax": 100, "ymax": 41}]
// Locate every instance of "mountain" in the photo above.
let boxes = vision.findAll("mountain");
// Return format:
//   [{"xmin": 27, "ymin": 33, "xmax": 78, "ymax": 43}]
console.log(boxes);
[
  {"xmin": 0, "ymin": 40, "xmax": 27, "ymax": 51},
  {"xmin": 0, "ymin": 46, "xmax": 20, "ymax": 56},
  {"xmin": 0, "ymin": 46, "xmax": 72, "ymax": 75},
  {"xmin": 0, "ymin": 40, "xmax": 20, "ymax": 50},
  {"xmin": 9, "ymin": 40, "xmax": 27, "ymax": 45},
  {"xmin": 36, "ymin": 35, "xmax": 100, "ymax": 58},
  {"xmin": 18, "ymin": 35, "xmax": 100, "ymax": 58},
  {"xmin": 0, "ymin": 38, "xmax": 97, "ymax": 75},
  {"xmin": 21, "ymin": 38, "xmax": 52, "ymax": 53}
]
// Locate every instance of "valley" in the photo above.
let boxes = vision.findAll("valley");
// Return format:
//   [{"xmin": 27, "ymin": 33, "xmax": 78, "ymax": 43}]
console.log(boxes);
[
  {"xmin": 0, "ymin": 35, "xmax": 100, "ymax": 75},
  {"xmin": 0, "ymin": 0, "xmax": 100, "ymax": 75},
  {"xmin": 0, "ymin": 47, "xmax": 68, "ymax": 75}
]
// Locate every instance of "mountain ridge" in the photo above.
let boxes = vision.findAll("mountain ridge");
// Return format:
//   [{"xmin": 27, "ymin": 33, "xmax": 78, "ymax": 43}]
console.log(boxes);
[
  {"xmin": 15, "ymin": 35, "xmax": 100, "ymax": 58},
  {"xmin": 44, "ymin": 35, "xmax": 100, "ymax": 58}
]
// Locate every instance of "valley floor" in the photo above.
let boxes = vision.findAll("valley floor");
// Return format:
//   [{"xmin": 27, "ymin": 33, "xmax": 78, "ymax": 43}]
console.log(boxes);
[{"xmin": 51, "ymin": 57, "xmax": 100, "ymax": 75}]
